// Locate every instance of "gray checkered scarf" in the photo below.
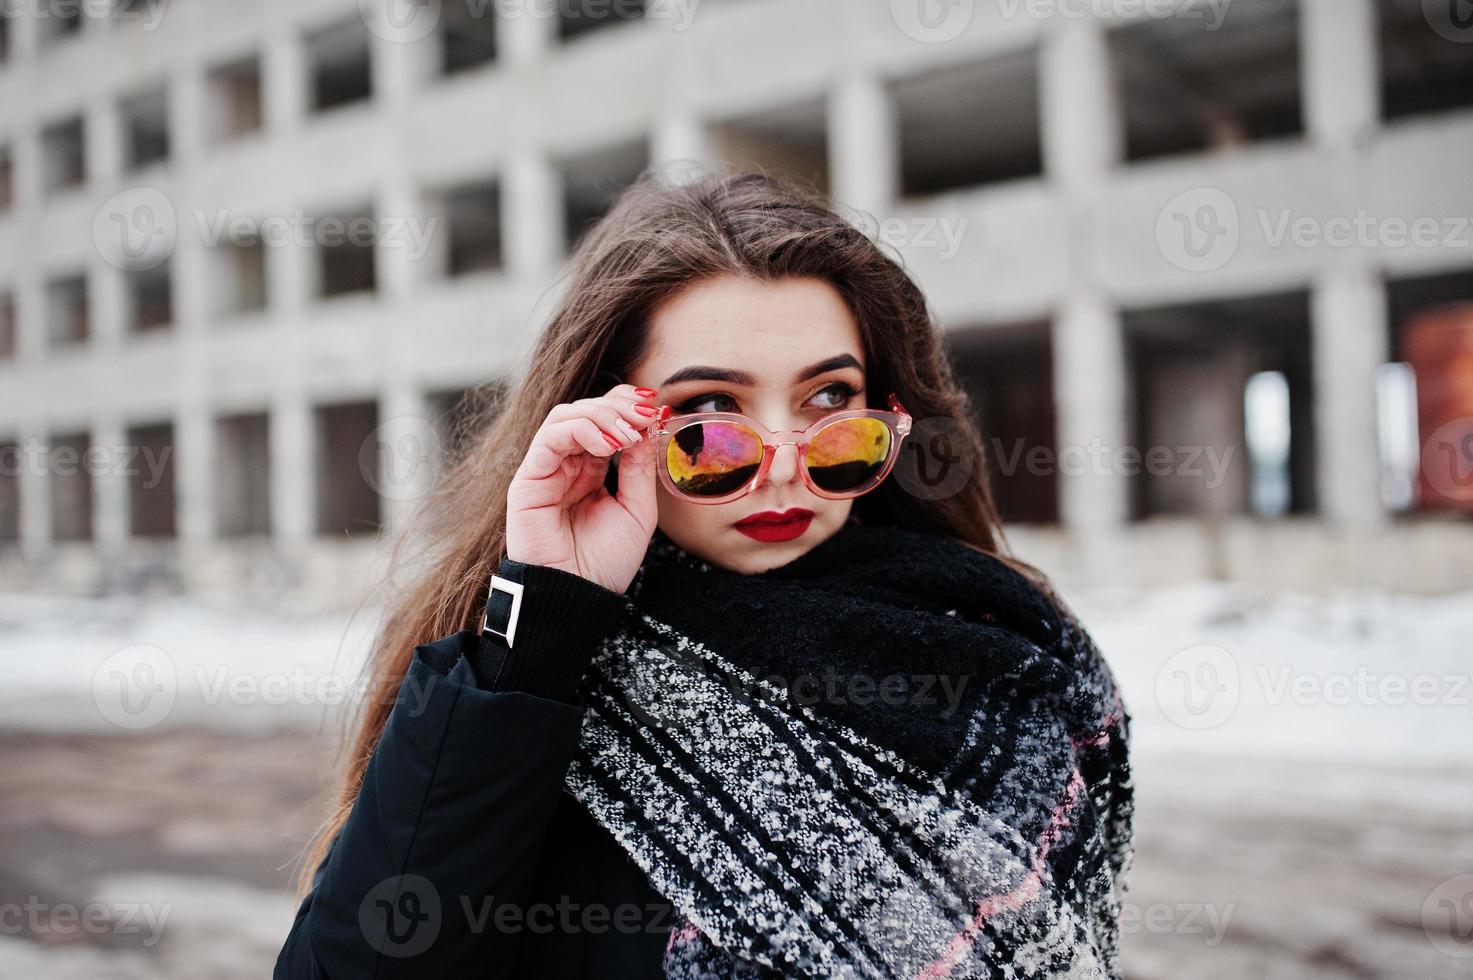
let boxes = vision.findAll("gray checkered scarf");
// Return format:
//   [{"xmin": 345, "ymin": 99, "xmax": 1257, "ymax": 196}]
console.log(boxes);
[{"xmin": 565, "ymin": 523, "xmax": 1134, "ymax": 979}]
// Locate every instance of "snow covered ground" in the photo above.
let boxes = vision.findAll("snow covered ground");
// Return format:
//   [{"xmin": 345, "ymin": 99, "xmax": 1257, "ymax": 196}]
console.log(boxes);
[{"xmin": 1, "ymin": 584, "xmax": 1470, "ymax": 977}]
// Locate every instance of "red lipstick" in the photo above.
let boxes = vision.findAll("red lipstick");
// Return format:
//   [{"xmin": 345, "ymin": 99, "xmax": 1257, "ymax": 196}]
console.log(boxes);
[{"xmin": 734, "ymin": 508, "xmax": 814, "ymax": 543}]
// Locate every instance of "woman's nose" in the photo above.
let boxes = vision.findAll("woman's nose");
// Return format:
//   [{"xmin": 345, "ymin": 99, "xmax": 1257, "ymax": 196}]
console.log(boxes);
[{"xmin": 765, "ymin": 441, "xmax": 802, "ymax": 486}]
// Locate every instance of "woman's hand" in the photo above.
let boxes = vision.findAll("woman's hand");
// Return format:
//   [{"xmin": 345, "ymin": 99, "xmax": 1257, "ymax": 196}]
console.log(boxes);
[{"xmin": 504, "ymin": 384, "xmax": 667, "ymax": 593}]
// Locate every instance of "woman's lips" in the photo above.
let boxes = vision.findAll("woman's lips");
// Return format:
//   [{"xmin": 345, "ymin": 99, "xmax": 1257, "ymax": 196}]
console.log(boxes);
[{"xmin": 734, "ymin": 508, "xmax": 814, "ymax": 543}]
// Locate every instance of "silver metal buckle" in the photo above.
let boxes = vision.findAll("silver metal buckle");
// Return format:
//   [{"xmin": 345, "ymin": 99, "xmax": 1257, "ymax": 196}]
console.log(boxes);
[{"xmin": 479, "ymin": 574, "xmax": 524, "ymax": 648}]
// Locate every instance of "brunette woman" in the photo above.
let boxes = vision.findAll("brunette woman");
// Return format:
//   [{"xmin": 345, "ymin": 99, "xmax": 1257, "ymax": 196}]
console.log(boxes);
[{"xmin": 275, "ymin": 168, "xmax": 1134, "ymax": 979}]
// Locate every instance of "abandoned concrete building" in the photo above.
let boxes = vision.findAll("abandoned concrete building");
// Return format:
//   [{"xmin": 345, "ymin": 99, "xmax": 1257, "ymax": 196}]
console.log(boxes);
[{"xmin": 0, "ymin": 0, "xmax": 1470, "ymax": 601}]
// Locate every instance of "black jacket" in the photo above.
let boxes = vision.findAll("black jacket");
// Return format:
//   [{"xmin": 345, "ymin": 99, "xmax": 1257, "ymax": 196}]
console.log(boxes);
[{"xmin": 274, "ymin": 559, "xmax": 676, "ymax": 979}]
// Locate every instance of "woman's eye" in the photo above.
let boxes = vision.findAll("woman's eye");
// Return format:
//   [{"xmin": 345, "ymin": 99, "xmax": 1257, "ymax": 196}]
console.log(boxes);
[
  {"xmin": 677, "ymin": 392, "xmax": 738, "ymax": 414},
  {"xmin": 809, "ymin": 382, "xmax": 859, "ymax": 410}
]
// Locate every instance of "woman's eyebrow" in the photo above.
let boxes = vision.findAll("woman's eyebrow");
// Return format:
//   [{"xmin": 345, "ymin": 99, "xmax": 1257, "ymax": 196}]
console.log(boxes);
[{"xmin": 660, "ymin": 353, "xmax": 862, "ymax": 388}]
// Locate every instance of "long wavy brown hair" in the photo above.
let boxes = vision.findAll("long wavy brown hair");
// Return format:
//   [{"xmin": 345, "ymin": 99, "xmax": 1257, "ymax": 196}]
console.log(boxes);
[{"xmin": 293, "ymin": 165, "xmax": 1044, "ymax": 895}]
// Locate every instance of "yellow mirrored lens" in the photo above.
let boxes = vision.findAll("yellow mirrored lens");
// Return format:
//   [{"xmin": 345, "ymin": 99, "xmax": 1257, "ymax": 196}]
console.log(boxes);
[
  {"xmin": 807, "ymin": 417, "xmax": 890, "ymax": 493},
  {"xmin": 666, "ymin": 421, "xmax": 764, "ymax": 497}
]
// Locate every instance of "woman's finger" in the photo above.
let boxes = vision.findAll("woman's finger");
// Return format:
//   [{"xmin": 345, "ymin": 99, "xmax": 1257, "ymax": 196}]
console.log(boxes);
[
  {"xmin": 547, "ymin": 386, "xmax": 663, "ymax": 432},
  {"xmin": 517, "ymin": 416, "xmax": 619, "ymax": 482}
]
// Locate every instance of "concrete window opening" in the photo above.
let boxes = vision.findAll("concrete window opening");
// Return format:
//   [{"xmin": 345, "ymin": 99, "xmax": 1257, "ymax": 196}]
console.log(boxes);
[
  {"xmin": 558, "ymin": 138, "xmax": 650, "ymax": 254},
  {"xmin": 1387, "ymin": 269, "xmax": 1473, "ymax": 514},
  {"xmin": 1379, "ymin": 0, "xmax": 1473, "ymax": 121},
  {"xmin": 50, "ymin": 432, "xmax": 93, "ymax": 542},
  {"xmin": 707, "ymin": 99, "xmax": 830, "ymax": 198},
  {"xmin": 127, "ymin": 422, "xmax": 177, "ymax": 538},
  {"xmin": 1243, "ymin": 370, "xmax": 1293, "ymax": 517},
  {"xmin": 207, "ymin": 57, "xmax": 263, "ymax": 143},
  {"xmin": 1109, "ymin": 0, "xmax": 1303, "ymax": 162},
  {"xmin": 893, "ymin": 50, "xmax": 1043, "ymax": 198},
  {"xmin": 437, "ymin": 179, "xmax": 503, "ymax": 276},
  {"xmin": 0, "ymin": 144, "xmax": 13, "ymax": 211},
  {"xmin": 442, "ymin": 1, "xmax": 497, "ymax": 74},
  {"xmin": 310, "ymin": 207, "xmax": 378, "ymax": 298},
  {"xmin": 42, "ymin": 117, "xmax": 86, "ymax": 194},
  {"xmin": 307, "ymin": 18, "xmax": 373, "ymax": 113},
  {"xmin": 125, "ymin": 262, "xmax": 173, "ymax": 332},
  {"xmin": 314, "ymin": 400, "xmax": 382, "ymax": 538},
  {"xmin": 0, "ymin": 291, "xmax": 15, "ymax": 359},
  {"xmin": 0, "ymin": 441, "xmax": 17, "ymax": 543},
  {"xmin": 559, "ymin": 0, "xmax": 645, "ymax": 41},
  {"xmin": 1376, "ymin": 361, "xmax": 1419, "ymax": 514},
  {"xmin": 1125, "ymin": 291, "xmax": 1316, "ymax": 520},
  {"xmin": 46, "ymin": 274, "xmax": 89, "ymax": 347},
  {"xmin": 212, "ymin": 235, "xmax": 268, "ymax": 316},
  {"xmin": 946, "ymin": 322, "xmax": 1060, "ymax": 525},
  {"xmin": 215, "ymin": 412, "xmax": 271, "ymax": 537},
  {"xmin": 120, "ymin": 86, "xmax": 170, "ymax": 171}
]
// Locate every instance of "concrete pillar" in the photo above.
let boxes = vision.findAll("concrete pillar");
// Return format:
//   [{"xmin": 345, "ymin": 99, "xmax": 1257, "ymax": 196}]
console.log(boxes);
[
  {"xmin": 93, "ymin": 417, "xmax": 129, "ymax": 552},
  {"xmin": 263, "ymin": 24, "xmax": 306, "ymax": 134},
  {"xmin": 173, "ymin": 292, "xmax": 215, "ymax": 547},
  {"xmin": 375, "ymin": 182, "xmax": 421, "ymax": 302},
  {"xmin": 1300, "ymin": 0, "xmax": 1379, "ymax": 150},
  {"xmin": 650, "ymin": 112, "xmax": 711, "ymax": 174},
  {"xmin": 1042, "ymin": 16, "xmax": 1129, "ymax": 554},
  {"xmin": 17, "ymin": 430, "xmax": 51, "ymax": 561},
  {"xmin": 90, "ymin": 259, "xmax": 126, "ymax": 351},
  {"xmin": 504, "ymin": 150, "xmax": 563, "ymax": 277},
  {"xmin": 270, "ymin": 395, "xmax": 314, "ymax": 545},
  {"xmin": 175, "ymin": 408, "xmax": 213, "ymax": 545},
  {"xmin": 84, "ymin": 98, "xmax": 120, "ymax": 190},
  {"xmin": 1054, "ymin": 292, "xmax": 1130, "ymax": 532},
  {"xmin": 827, "ymin": 73, "xmax": 897, "ymax": 217},
  {"xmin": 170, "ymin": 60, "xmax": 204, "ymax": 171},
  {"xmin": 501, "ymin": 2, "xmax": 558, "ymax": 66},
  {"xmin": 378, "ymin": 385, "xmax": 436, "ymax": 540},
  {"xmin": 15, "ymin": 272, "xmax": 44, "ymax": 364},
  {"xmin": 1311, "ymin": 267, "xmax": 1388, "ymax": 526},
  {"xmin": 1041, "ymin": 17, "xmax": 1122, "ymax": 193},
  {"xmin": 369, "ymin": 7, "xmax": 433, "ymax": 105},
  {"xmin": 173, "ymin": 78, "xmax": 212, "ymax": 546}
]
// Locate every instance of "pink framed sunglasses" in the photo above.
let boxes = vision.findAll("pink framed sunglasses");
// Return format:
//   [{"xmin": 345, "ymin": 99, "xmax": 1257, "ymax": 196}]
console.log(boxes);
[{"xmin": 646, "ymin": 393, "xmax": 913, "ymax": 505}]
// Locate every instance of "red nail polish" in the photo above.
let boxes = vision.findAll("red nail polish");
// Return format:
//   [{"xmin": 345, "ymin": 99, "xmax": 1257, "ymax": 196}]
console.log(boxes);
[
  {"xmin": 601, "ymin": 431, "xmax": 621, "ymax": 449},
  {"xmin": 634, "ymin": 387, "xmax": 658, "ymax": 398},
  {"xmin": 658, "ymin": 404, "xmax": 672, "ymax": 422},
  {"xmin": 634, "ymin": 404, "xmax": 658, "ymax": 417}
]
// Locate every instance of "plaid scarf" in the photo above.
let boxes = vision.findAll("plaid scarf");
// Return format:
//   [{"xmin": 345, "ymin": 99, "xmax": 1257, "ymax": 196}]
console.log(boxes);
[{"xmin": 564, "ymin": 522, "xmax": 1134, "ymax": 978}]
